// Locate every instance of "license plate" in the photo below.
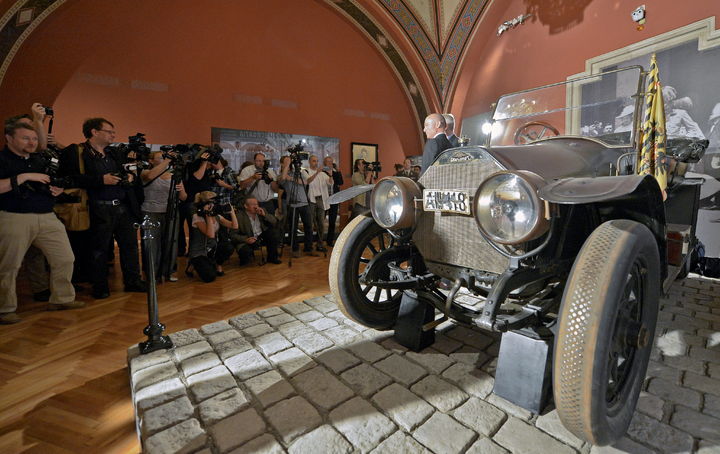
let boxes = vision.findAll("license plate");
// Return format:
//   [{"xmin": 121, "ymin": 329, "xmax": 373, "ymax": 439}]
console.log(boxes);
[{"xmin": 423, "ymin": 189, "xmax": 471, "ymax": 215}]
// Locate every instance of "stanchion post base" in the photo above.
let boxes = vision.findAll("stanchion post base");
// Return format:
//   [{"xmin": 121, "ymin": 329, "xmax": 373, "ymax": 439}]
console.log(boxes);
[
  {"xmin": 139, "ymin": 335, "xmax": 173, "ymax": 355},
  {"xmin": 394, "ymin": 290, "xmax": 436, "ymax": 352}
]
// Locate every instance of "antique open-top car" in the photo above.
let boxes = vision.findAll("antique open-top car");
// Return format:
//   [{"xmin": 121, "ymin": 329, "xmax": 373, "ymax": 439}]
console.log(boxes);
[{"xmin": 328, "ymin": 66, "xmax": 708, "ymax": 445}]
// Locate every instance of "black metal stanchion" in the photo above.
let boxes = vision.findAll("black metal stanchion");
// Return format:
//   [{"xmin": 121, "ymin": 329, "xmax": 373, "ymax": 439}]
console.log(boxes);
[{"xmin": 139, "ymin": 215, "xmax": 173, "ymax": 354}]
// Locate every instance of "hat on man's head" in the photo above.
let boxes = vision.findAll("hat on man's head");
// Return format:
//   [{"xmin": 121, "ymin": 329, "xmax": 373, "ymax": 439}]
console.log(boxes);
[{"xmin": 194, "ymin": 191, "xmax": 217, "ymax": 204}]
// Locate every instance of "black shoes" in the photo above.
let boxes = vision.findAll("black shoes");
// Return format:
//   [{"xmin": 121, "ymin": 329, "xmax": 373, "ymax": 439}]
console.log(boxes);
[
  {"xmin": 32, "ymin": 289, "xmax": 51, "ymax": 302},
  {"xmin": 124, "ymin": 281, "xmax": 148, "ymax": 293},
  {"xmin": 92, "ymin": 289, "xmax": 110, "ymax": 299}
]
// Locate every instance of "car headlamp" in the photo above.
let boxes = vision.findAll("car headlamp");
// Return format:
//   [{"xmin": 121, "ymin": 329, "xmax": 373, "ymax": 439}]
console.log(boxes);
[
  {"xmin": 370, "ymin": 177, "xmax": 422, "ymax": 230},
  {"xmin": 474, "ymin": 171, "xmax": 549, "ymax": 244}
]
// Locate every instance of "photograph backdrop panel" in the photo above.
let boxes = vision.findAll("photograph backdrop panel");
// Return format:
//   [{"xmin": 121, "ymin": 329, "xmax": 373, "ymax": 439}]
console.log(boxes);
[
  {"xmin": 211, "ymin": 127, "xmax": 340, "ymax": 173},
  {"xmin": 580, "ymin": 20, "xmax": 720, "ymax": 258}
]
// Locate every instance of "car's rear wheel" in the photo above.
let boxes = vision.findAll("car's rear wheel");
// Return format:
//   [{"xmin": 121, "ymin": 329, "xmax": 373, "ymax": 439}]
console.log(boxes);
[
  {"xmin": 554, "ymin": 219, "xmax": 660, "ymax": 446},
  {"xmin": 329, "ymin": 215, "xmax": 403, "ymax": 330}
]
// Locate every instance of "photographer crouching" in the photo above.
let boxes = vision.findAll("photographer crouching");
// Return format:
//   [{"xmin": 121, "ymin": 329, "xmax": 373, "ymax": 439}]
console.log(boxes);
[
  {"xmin": 0, "ymin": 123, "xmax": 83, "ymax": 324},
  {"xmin": 187, "ymin": 191, "xmax": 238, "ymax": 282},
  {"xmin": 60, "ymin": 118, "xmax": 147, "ymax": 299}
]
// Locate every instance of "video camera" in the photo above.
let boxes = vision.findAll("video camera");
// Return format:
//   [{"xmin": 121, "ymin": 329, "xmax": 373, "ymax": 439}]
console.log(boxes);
[
  {"xmin": 363, "ymin": 161, "xmax": 382, "ymax": 173},
  {"xmin": 112, "ymin": 132, "xmax": 152, "ymax": 163},
  {"xmin": 201, "ymin": 144, "xmax": 224, "ymax": 165},
  {"xmin": 22, "ymin": 148, "xmax": 72, "ymax": 194},
  {"xmin": 287, "ymin": 140, "xmax": 309, "ymax": 169},
  {"xmin": 159, "ymin": 143, "xmax": 198, "ymax": 169}
]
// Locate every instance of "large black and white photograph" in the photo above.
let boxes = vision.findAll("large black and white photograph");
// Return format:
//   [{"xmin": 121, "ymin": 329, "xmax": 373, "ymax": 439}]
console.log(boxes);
[
  {"xmin": 211, "ymin": 127, "xmax": 340, "ymax": 173},
  {"xmin": 581, "ymin": 37, "xmax": 720, "ymax": 261}
]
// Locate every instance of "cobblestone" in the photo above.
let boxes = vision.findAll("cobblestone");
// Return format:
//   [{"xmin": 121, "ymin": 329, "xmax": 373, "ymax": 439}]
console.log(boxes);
[
  {"xmin": 341, "ymin": 363, "xmax": 393, "ymax": 397},
  {"xmin": 197, "ymin": 388, "xmax": 249, "ymax": 426},
  {"xmin": 244, "ymin": 370, "xmax": 294, "ymax": 408},
  {"xmin": 453, "ymin": 397, "xmax": 506, "ymax": 437},
  {"xmin": 371, "ymin": 383, "xmax": 434, "ymax": 431},
  {"xmin": 266, "ymin": 396, "xmax": 322, "ymax": 443},
  {"xmin": 288, "ymin": 425, "xmax": 352, "ymax": 454},
  {"xmin": 374, "ymin": 354, "xmax": 427, "ymax": 386},
  {"xmin": 130, "ymin": 282, "xmax": 720, "ymax": 453},
  {"xmin": 292, "ymin": 365, "xmax": 354, "ymax": 410},
  {"xmin": 414, "ymin": 412, "xmax": 476, "ymax": 453},
  {"xmin": 329, "ymin": 396, "xmax": 396, "ymax": 452}
]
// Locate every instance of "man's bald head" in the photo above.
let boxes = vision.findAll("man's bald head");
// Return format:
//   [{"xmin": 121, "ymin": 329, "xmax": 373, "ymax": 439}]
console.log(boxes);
[
  {"xmin": 423, "ymin": 113, "xmax": 446, "ymax": 138},
  {"xmin": 442, "ymin": 114, "xmax": 455, "ymax": 134}
]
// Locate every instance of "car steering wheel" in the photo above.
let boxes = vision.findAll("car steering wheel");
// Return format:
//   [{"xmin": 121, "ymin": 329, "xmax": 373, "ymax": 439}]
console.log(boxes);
[{"xmin": 514, "ymin": 121, "xmax": 560, "ymax": 145}]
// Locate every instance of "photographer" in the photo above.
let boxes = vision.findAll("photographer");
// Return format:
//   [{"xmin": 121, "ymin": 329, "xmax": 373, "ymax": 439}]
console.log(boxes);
[
  {"xmin": 238, "ymin": 152, "xmax": 278, "ymax": 214},
  {"xmin": 323, "ymin": 156, "xmax": 343, "ymax": 246},
  {"xmin": 351, "ymin": 158, "xmax": 375, "ymax": 219},
  {"xmin": 140, "ymin": 151, "xmax": 187, "ymax": 282},
  {"xmin": 187, "ymin": 191, "xmax": 238, "ymax": 282},
  {"xmin": 229, "ymin": 197, "xmax": 282, "ymax": 265},
  {"xmin": 60, "ymin": 118, "xmax": 146, "ymax": 299},
  {"xmin": 306, "ymin": 155, "xmax": 332, "ymax": 252},
  {"xmin": 0, "ymin": 123, "xmax": 83, "ymax": 324},
  {"xmin": 178, "ymin": 147, "xmax": 215, "ymax": 256},
  {"xmin": 277, "ymin": 155, "xmax": 316, "ymax": 258}
]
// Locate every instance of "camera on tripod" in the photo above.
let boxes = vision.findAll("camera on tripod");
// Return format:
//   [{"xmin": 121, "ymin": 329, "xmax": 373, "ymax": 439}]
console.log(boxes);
[
  {"xmin": 113, "ymin": 132, "xmax": 152, "ymax": 162},
  {"xmin": 287, "ymin": 140, "xmax": 309, "ymax": 169},
  {"xmin": 159, "ymin": 144, "xmax": 197, "ymax": 170}
]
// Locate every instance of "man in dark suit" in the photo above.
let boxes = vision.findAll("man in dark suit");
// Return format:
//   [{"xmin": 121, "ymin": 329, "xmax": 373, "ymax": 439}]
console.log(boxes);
[
  {"xmin": 443, "ymin": 113, "xmax": 460, "ymax": 148},
  {"xmin": 421, "ymin": 113, "xmax": 453, "ymax": 173},
  {"xmin": 229, "ymin": 196, "xmax": 282, "ymax": 265}
]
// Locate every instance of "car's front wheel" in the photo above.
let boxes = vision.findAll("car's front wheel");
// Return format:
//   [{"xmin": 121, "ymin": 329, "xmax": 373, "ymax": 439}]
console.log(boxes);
[
  {"xmin": 329, "ymin": 215, "xmax": 403, "ymax": 330},
  {"xmin": 554, "ymin": 219, "xmax": 660, "ymax": 446}
]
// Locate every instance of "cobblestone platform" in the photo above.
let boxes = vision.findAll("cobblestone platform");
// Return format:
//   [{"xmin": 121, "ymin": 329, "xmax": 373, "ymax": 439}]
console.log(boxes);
[{"xmin": 128, "ymin": 276, "xmax": 720, "ymax": 453}]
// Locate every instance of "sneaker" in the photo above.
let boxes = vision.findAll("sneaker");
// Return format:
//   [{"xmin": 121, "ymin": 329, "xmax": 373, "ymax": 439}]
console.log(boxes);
[
  {"xmin": 32, "ymin": 289, "xmax": 51, "ymax": 302},
  {"xmin": 0, "ymin": 312, "xmax": 21, "ymax": 324},
  {"xmin": 48, "ymin": 301, "xmax": 86, "ymax": 311},
  {"xmin": 124, "ymin": 281, "xmax": 148, "ymax": 292}
]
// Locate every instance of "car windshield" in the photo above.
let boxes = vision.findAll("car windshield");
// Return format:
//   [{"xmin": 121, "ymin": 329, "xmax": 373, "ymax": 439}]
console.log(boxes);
[{"xmin": 490, "ymin": 66, "xmax": 644, "ymax": 147}]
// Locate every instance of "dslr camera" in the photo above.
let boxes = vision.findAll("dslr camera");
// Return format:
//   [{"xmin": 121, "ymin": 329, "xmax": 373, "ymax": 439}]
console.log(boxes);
[
  {"xmin": 196, "ymin": 200, "xmax": 223, "ymax": 217},
  {"xmin": 255, "ymin": 160, "xmax": 273, "ymax": 185}
]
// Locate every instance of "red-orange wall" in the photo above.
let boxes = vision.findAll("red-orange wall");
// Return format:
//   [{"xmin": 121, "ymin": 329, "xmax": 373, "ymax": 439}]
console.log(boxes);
[
  {"xmin": 452, "ymin": 1, "xmax": 720, "ymax": 128},
  {"xmin": 0, "ymin": 0, "xmax": 422, "ymax": 179}
]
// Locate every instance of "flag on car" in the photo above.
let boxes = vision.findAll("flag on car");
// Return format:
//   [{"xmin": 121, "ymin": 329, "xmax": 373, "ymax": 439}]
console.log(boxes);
[{"xmin": 637, "ymin": 54, "xmax": 668, "ymax": 198}]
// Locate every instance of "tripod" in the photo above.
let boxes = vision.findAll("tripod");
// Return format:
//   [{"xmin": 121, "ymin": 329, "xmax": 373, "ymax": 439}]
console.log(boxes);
[
  {"xmin": 281, "ymin": 158, "xmax": 327, "ymax": 267},
  {"xmin": 157, "ymin": 164, "xmax": 184, "ymax": 281}
]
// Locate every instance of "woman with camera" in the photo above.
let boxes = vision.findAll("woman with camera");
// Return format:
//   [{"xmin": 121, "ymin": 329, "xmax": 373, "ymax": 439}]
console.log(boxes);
[
  {"xmin": 140, "ymin": 151, "xmax": 187, "ymax": 282},
  {"xmin": 187, "ymin": 191, "xmax": 238, "ymax": 282}
]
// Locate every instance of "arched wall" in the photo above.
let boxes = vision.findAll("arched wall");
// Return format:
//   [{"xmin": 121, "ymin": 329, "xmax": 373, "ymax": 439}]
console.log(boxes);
[
  {"xmin": 0, "ymin": 0, "xmax": 424, "ymax": 178},
  {"xmin": 451, "ymin": 1, "xmax": 720, "ymax": 129}
]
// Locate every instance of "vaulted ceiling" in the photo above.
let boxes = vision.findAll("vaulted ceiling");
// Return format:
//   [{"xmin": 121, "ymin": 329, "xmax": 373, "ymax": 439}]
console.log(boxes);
[{"xmin": 0, "ymin": 0, "xmax": 491, "ymax": 124}]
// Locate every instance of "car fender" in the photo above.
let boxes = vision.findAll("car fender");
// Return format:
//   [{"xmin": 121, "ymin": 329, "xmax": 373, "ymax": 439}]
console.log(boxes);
[
  {"xmin": 540, "ymin": 173, "xmax": 668, "ymax": 280},
  {"xmin": 328, "ymin": 184, "xmax": 374, "ymax": 205},
  {"xmin": 538, "ymin": 174, "xmax": 660, "ymax": 204}
]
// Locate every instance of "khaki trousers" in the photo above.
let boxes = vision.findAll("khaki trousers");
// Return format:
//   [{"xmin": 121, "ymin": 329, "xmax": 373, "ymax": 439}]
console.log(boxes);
[{"xmin": 0, "ymin": 212, "xmax": 75, "ymax": 313}]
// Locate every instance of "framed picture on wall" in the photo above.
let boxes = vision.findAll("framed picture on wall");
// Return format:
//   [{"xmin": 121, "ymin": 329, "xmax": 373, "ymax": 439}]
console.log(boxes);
[{"xmin": 351, "ymin": 142, "xmax": 378, "ymax": 164}]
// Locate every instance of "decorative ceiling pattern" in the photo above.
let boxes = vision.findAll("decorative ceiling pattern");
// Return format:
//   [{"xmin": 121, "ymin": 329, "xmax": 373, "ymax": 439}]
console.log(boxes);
[{"xmin": 380, "ymin": 0, "xmax": 489, "ymax": 101}]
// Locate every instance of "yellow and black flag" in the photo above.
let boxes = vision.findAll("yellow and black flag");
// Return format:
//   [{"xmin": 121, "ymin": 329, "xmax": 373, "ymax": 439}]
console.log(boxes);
[{"xmin": 637, "ymin": 54, "xmax": 668, "ymax": 198}]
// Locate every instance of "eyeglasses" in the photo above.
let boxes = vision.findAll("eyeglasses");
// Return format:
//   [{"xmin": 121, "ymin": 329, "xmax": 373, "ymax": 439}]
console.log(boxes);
[{"xmin": 98, "ymin": 129, "xmax": 116, "ymax": 134}]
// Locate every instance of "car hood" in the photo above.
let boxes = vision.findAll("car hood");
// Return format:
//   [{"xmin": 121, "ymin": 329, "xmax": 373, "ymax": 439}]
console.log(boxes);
[{"xmin": 445, "ymin": 137, "xmax": 631, "ymax": 180}]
